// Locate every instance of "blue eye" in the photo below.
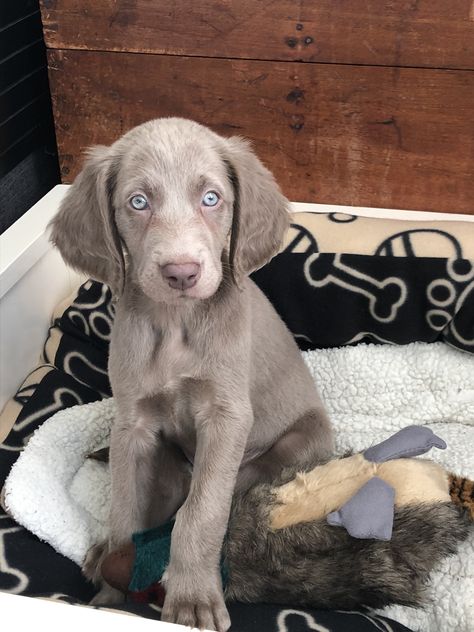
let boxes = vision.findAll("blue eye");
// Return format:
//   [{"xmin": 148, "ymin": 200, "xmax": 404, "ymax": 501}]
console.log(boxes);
[
  {"xmin": 130, "ymin": 194, "xmax": 149, "ymax": 210},
  {"xmin": 202, "ymin": 191, "xmax": 220, "ymax": 207}
]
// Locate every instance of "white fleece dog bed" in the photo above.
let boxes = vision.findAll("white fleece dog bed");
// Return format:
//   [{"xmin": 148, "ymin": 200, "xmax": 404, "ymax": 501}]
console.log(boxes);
[{"xmin": 4, "ymin": 341, "xmax": 474, "ymax": 632}]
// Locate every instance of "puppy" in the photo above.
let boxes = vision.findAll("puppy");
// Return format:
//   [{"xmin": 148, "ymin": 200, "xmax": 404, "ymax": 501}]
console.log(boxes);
[{"xmin": 50, "ymin": 118, "xmax": 333, "ymax": 631}]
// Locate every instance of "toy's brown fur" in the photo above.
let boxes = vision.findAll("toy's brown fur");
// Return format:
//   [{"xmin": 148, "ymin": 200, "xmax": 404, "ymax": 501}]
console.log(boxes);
[{"xmin": 449, "ymin": 474, "xmax": 474, "ymax": 521}]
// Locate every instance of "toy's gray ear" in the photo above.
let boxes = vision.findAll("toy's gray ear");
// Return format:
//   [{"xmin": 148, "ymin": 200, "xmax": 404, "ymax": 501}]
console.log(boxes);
[
  {"xmin": 363, "ymin": 425, "xmax": 447, "ymax": 464},
  {"xmin": 327, "ymin": 477, "xmax": 395, "ymax": 541}
]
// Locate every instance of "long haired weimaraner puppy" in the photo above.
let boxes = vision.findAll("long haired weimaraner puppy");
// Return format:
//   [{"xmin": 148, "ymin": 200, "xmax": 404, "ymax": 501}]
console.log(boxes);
[{"xmin": 50, "ymin": 118, "xmax": 333, "ymax": 631}]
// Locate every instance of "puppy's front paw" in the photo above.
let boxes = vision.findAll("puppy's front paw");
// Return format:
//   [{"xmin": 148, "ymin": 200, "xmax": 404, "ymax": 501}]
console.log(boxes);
[{"xmin": 161, "ymin": 570, "xmax": 230, "ymax": 631}]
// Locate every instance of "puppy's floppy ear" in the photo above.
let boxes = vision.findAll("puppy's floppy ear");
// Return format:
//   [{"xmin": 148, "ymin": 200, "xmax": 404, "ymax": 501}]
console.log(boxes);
[
  {"xmin": 224, "ymin": 137, "xmax": 290, "ymax": 280},
  {"xmin": 49, "ymin": 146, "xmax": 125, "ymax": 296}
]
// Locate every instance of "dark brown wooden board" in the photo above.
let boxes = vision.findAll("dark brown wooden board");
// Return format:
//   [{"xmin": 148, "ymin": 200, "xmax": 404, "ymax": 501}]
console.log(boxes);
[
  {"xmin": 48, "ymin": 49, "xmax": 474, "ymax": 214},
  {"xmin": 40, "ymin": 0, "xmax": 474, "ymax": 70}
]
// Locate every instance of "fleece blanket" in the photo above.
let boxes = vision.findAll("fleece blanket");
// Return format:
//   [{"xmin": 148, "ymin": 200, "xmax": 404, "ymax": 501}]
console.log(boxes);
[{"xmin": 4, "ymin": 341, "xmax": 474, "ymax": 632}]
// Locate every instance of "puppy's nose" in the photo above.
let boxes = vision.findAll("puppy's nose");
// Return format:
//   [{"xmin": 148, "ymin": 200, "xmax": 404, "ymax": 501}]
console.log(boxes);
[{"xmin": 161, "ymin": 262, "xmax": 201, "ymax": 290}]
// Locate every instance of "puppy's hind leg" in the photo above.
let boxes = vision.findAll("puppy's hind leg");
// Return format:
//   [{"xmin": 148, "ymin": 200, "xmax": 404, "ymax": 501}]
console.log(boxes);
[
  {"xmin": 83, "ymin": 541, "xmax": 125, "ymax": 605},
  {"xmin": 146, "ymin": 440, "xmax": 192, "ymax": 528},
  {"xmin": 236, "ymin": 408, "xmax": 334, "ymax": 493},
  {"xmin": 83, "ymin": 433, "xmax": 191, "ymax": 605},
  {"xmin": 82, "ymin": 413, "xmax": 159, "ymax": 604}
]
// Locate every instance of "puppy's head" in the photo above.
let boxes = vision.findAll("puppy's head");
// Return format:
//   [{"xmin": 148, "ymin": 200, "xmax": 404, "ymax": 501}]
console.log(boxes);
[{"xmin": 50, "ymin": 118, "xmax": 289, "ymax": 303}]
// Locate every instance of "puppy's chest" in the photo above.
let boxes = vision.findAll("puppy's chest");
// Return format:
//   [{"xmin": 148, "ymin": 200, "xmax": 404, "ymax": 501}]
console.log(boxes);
[
  {"xmin": 133, "ymin": 325, "xmax": 212, "ymax": 462},
  {"xmin": 141, "ymin": 323, "xmax": 200, "ymax": 394}
]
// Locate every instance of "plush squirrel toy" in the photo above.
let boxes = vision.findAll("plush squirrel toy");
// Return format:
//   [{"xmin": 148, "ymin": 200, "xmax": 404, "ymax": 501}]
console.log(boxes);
[{"xmin": 100, "ymin": 426, "xmax": 472, "ymax": 610}]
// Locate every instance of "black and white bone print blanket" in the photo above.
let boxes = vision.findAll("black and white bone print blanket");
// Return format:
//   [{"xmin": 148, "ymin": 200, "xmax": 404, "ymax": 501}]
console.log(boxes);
[{"xmin": 252, "ymin": 212, "xmax": 474, "ymax": 352}]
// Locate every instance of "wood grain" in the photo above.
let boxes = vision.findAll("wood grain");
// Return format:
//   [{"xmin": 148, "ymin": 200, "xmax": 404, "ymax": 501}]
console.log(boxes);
[
  {"xmin": 40, "ymin": 0, "xmax": 474, "ymax": 70},
  {"xmin": 48, "ymin": 49, "xmax": 474, "ymax": 214}
]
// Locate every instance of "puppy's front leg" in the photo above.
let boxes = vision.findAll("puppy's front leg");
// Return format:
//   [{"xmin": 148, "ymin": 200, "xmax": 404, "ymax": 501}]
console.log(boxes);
[{"xmin": 161, "ymin": 403, "xmax": 252, "ymax": 632}]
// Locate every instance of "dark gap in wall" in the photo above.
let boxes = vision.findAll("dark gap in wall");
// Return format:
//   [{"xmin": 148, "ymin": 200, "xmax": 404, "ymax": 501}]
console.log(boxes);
[{"xmin": 0, "ymin": 0, "xmax": 60, "ymax": 233}]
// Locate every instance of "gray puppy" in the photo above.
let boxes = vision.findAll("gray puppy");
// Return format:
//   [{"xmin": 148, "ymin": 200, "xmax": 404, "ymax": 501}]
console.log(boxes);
[{"xmin": 50, "ymin": 118, "xmax": 334, "ymax": 631}]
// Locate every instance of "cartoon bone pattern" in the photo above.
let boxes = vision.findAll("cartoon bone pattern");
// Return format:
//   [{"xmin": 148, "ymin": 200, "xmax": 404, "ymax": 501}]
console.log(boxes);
[
  {"xmin": 0, "ymin": 515, "xmax": 29, "ymax": 593},
  {"xmin": 304, "ymin": 253, "xmax": 407, "ymax": 323}
]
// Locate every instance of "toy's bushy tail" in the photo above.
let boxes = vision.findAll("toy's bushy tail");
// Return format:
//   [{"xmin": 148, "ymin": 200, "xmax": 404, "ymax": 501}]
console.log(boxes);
[{"xmin": 225, "ymin": 484, "xmax": 471, "ymax": 610}]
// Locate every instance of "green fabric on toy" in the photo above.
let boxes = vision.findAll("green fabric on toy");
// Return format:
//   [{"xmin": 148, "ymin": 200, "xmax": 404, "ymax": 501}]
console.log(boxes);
[
  {"xmin": 101, "ymin": 426, "xmax": 472, "ymax": 610},
  {"xmin": 130, "ymin": 521, "xmax": 173, "ymax": 592},
  {"xmin": 130, "ymin": 521, "xmax": 228, "ymax": 593}
]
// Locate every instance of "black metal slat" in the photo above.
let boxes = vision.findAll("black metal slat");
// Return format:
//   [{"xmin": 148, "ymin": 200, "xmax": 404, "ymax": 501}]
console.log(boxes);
[
  {"xmin": 0, "ymin": 11, "xmax": 44, "ymax": 60},
  {"xmin": 1, "ymin": 40, "xmax": 47, "ymax": 89},
  {"xmin": 0, "ymin": 93, "xmax": 51, "ymax": 152},
  {"xmin": 0, "ymin": 1, "xmax": 40, "ymax": 35},
  {"xmin": 0, "ymin": 126, "xmax": 42, "ymax": 179},
  {"xmin": 0, "ymin": 95, "xmax": 57, "ymax": 177},
  {"xmin": 0, "ymin": 68, "xmax": 49, "ymax": 128}
]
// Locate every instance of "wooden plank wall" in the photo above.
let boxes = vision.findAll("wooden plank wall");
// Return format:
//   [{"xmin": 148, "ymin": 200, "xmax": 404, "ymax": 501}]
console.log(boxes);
[{"xmin": 40, "ymin": 1, "xmax": 474, "ymax": 214}]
